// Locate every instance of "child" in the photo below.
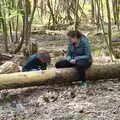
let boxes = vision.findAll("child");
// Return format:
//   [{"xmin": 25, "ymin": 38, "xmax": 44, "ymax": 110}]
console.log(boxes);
[{"xmin": 22, "ymin": 50, "xmax": 51, "ymax": 72}]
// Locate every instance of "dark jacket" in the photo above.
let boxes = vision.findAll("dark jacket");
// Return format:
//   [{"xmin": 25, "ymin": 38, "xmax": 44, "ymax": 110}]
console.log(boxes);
[
  {"xmin": 22, "ymin": 54, "xmax": 47, "ymax": 72},
  {"xmin": 67, "ymin": 35, "xmax": 92, "ymax": 62}
]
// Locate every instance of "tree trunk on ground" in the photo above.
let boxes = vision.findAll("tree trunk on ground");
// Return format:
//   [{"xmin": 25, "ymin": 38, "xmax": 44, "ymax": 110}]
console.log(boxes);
[
  {"xmin": 0, "ymin": 55, "xmax": 24, "ymax": 74},
  {"xmin": 0, "ymin": 61, "xmax": 20, "ymax": 74},
  {"xmin": 0, "ymin": 64, "xmax": 120, "ymax": 90},
  {"xmin": 0, "ymin": 53, "xmax": 13, "ymax": 60}
]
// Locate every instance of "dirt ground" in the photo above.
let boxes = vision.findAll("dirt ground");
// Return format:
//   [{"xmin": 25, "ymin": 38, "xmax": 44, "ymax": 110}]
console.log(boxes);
[
  {"xmin": 0, "ymin": 30, "xmax": 120, "ymax": 120},
  {"xmin": 0, "ymin": 79, "xmax": 120, "ymax": 120}
]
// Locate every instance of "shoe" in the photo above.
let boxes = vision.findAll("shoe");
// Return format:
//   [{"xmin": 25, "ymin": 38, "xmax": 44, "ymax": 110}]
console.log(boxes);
[{"xmin": 80, "ymin": 81, "xmax": 88, "ymax": 88}]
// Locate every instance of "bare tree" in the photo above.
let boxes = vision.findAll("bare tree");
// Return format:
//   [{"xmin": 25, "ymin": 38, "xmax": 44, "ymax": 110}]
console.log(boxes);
[{"xmin": 106, "ymin": 0, "xmax": 114, "ymax": 60}]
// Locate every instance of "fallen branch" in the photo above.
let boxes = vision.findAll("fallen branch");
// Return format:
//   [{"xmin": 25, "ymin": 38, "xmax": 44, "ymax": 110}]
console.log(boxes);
[{"xmin": 0, "ymin": 53, "xmax": 13, "ymax": 60}]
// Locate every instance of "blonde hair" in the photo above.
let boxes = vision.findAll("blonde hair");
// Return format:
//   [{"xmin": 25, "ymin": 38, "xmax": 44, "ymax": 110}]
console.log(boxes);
[{"xmin": 37, "ymin": 50, "xmax": 51, "ymax": 64}]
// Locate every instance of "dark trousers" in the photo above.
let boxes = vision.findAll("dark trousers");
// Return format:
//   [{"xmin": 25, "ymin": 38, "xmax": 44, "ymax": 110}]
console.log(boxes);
[{"xmin": 55, "ymin": 59, "xmax": 92, "ymax": 82}]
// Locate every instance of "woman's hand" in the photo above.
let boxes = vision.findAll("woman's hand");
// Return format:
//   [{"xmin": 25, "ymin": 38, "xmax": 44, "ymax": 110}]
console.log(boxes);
[{"xmin": 70, "ymin": 59, "xmax": 76, "ymax": 64}]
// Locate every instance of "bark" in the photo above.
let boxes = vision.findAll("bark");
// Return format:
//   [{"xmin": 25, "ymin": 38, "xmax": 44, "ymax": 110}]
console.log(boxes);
[
  {"xmin": 26, "ymin": 0, "xmax": 37, "ymax": 43},
  {"xmin": 0, "ymin": 64, "xmax": 120, "ymax": 90},
  {"xmin": 96, "ymin": 0, "xmax": 101, "ymax": 29},
  {"xmin": 47, "ymin": 0, "xmax": 57, "ymax": 26},
  {"xmin": 2, "ymin": 20, "xmax": 8, "ymax": 52},
  {"xmin": 112, "ymin": 0, "xmax": 117, "ymax": 24},
  {"xmin": 74, "ymin": 0, "xmax": 79, "ymax": 31},
  {"xmin": 106, "ymin": 0, "xmax": 115, "ymax": 60},
  {"xmin": 0, "ymin": 53, "xmax": 13, "ymax": 60},
  {"xmin": 112, "ymin": 0, "xmax": 120, "ymax": 29},
  {"xmin": 8, "ymin": 21, "xmax": 14, "ymax": 43},
  {"xmin": 91, "ymin": 0, "xmax": 95, "ymax": 23},
  {"xmin": 0, "ymin": 55, "xmax": 24, "ymax": 74},
  {"xmin": 99, "ymin": 13, "xmax": 113, "ymax": 61},
  {"xmin": 0, "ymin": 61, "xmax": 20, "ymax": 74},
  {"xmin": 0, "ymin": 0, "xmax": 9, "ymax": 52},
  {"xmin": 40, "ymin": 0, "xmax": 44, "ymax": 18},
  {"xmin": 14, "ymin": 0, "xmax": 37, "ymax": 53}
]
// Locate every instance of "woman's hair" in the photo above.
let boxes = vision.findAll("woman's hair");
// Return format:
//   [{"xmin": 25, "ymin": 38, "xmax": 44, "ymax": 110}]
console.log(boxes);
[
  {"xmin": 67, "ymin": 30, "xmax": 83, "ymax": 39},
  {"xmin": 37, "ymin": 50, "xmax": 51, "ymax": 64}
]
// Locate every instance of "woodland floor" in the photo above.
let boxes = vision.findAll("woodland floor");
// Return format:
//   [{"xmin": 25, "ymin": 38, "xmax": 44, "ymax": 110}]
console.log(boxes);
[
  {"xmin": 0, "ymin": 27, "xmax": 120, "ymax": 120},
  {"xmin": 0, "ymin": 79, "xmax": 120, "ymax": 120}
]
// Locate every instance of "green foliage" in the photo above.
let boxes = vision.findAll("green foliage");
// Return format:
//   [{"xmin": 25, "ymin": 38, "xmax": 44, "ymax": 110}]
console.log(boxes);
[{"xmin": 0, "ymin": 1, "xmax": 23, "ymax": 21}]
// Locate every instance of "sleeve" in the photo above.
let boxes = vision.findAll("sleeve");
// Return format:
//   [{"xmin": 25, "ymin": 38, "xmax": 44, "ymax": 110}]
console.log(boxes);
[
  {"xmin": 66, "ymin": 45, "xmax": 72, "ymax": 61},
  {"xmin": 75, "ymin": 37, "xmax": 92, "ymax": 61},
  {"xmin": 22, "ymin": 59, "xmax": 33, "ymax": 71},
  {"xmin": 22, "ymin": 55, "xmax": 36, "ymax": 71},
  {"xmin": 41, "ymin": 63, "xmax": 47, "ymax": 70}
]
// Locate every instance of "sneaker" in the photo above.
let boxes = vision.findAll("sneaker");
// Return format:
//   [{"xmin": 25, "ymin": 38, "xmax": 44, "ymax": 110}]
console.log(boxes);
[{"xmin": 80, "ymin": 81, "xmax": 88, "ymax": 88}]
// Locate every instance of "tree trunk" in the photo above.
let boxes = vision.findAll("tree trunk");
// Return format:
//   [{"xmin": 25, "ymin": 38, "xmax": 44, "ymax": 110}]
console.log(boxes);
[
  {"xmin": 14, "ymin": 0, "xmax": 37, "ymax": 53},
  {"xmin": 74, "ymin": 0, "xmax": 79, "ymax": 31},
  {"xmin": 112, "ymin": 0, "xmax": 120, "ymax": 29},
  {"xmin": 96, "ymin": 0, "xmax": 101, "ymax": 29},
  {"xmin": 106, "ymin": 0, "xmax": 115, "ymax": 60},
  {"xmin": 0, "ymin": 64, "xmax": 120, "ymax": 90},
  {"xmin": 0, "ymin": 55, "xmax": 24, "ymax": 74},
  {"xmin": 47, "ymin": 0, "xmax": 57, "ymax": 26},
  {"xmin": 0, "ymin": 61, "xmax": 20, "ymax": 74},
  {"xmin": 91, "ymin": 0, "xmax": 95, "ymax": 23}
]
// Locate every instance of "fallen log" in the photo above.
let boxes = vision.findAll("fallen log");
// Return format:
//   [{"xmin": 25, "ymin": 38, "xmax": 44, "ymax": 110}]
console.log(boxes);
[
  {"xmin": 0, "ymin": 55, "xmax": 24, "ymax": 74},
  {"xmin": 0, "ymin": 64, "xmax": 120, "ymax": 90},
  {"xmin": 0, "ymin": 53, "xmax": 13, "ymax": 60}
]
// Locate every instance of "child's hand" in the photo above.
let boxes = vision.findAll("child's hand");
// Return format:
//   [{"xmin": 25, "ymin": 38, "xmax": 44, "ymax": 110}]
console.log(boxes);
[{"xmin": 70, "ymin": 59, "xmax": 76, "ymax": 64}]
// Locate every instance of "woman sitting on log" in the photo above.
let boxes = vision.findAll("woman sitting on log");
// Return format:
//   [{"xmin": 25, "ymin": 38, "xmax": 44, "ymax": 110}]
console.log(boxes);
[
  {"xmin": 22, "ymin": 50, "xmax": 51, "ymax": 72},
  {"xmin": 55, "ymin": 30, "xmax": 92, "ymax": 87}
]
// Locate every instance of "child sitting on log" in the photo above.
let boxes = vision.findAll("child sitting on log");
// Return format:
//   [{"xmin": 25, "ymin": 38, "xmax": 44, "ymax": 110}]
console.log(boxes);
[{"xmin": 22, "ymin": 50, "xmax": 51, "ymax": 72}]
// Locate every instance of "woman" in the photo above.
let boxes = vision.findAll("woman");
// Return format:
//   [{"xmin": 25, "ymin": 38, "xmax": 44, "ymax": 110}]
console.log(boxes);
[
  {"xmin": 55, "ymin": 30, "xmax": 92, "ymax": 87},
  {"xmin": 22, "ymin": 50, "xmax": 51, "ymax": 72}
]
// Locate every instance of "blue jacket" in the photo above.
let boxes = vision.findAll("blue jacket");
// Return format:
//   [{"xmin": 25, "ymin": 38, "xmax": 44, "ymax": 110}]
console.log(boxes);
[
  {"xmin": 22, "ymin": 54, "xmax": 47, "ymax": 72},
  {"xmin": 67, "ymin": 35, "xmax": 92, "ymax": 62}
]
